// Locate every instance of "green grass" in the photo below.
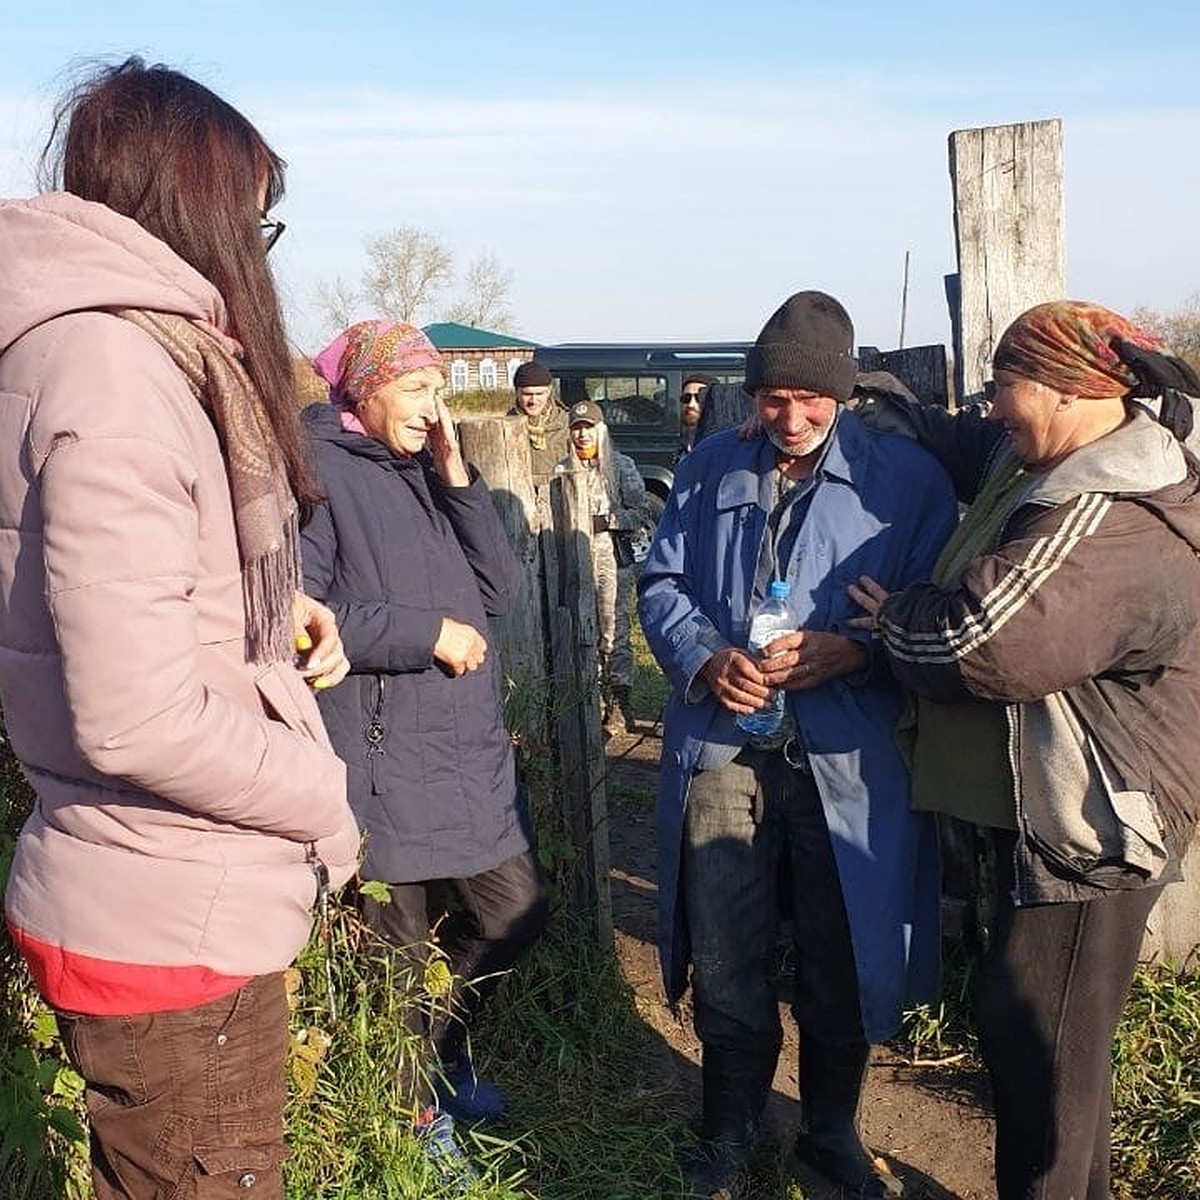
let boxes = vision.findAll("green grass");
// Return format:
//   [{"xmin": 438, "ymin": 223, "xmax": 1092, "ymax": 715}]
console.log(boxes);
[
  {"xmin": 469, "ymin": 909, "xmax": 691, "ymax": 1199},
  {"xmin": 279, "ymin": 873, "xmax": 697, "ymax": 1199},
  {"xmin": 893, "ymin": 942, "xmax": 1200, "ymax": 1200},
  {"xmin": 284, "ymin": 900, "xmax": 533, "ymax": 1199},
  {"xmin": 1111, "ymin": 962, "xmax": 1200, "ymax": 1199},
  {"xmin": 628, "ymin": 599, "xmax": 668, "ymax": 728}
]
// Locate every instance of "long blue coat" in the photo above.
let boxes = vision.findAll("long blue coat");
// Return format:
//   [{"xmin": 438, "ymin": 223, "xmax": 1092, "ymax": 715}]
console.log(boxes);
[
  {"xmin": 300, "ymin": 402, "xmax": 527, "ymax": 885},
  {"xmin": 637, "ymin": 412, "xmax": 958, "ymax": 1041}
]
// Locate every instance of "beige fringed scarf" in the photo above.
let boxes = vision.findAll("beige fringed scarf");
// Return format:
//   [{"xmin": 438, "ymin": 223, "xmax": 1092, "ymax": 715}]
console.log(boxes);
[{"xmin": 118, "ymin": 309, "xmax": 300, "ymax": 665}]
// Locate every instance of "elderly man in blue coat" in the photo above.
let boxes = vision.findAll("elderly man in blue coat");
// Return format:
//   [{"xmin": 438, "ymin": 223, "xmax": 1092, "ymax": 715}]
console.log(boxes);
[{"xmin": 638, "ymin": 291, "xmax": 958, "ymax": 1198}]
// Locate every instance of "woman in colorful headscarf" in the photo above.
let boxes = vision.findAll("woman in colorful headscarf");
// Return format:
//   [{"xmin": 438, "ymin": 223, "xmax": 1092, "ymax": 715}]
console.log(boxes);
[
  {"xmin": 302, "ymin": 321, "xmax": 548, "ymax": 1162},
  {"xmin": 848, "ymin": 301, "xmax": 1200, "ymax": 1200}
]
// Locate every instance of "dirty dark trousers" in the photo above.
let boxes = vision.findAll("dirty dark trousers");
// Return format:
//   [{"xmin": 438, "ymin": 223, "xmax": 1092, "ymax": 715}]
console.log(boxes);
[
  {"xmin": 975, "ymin": 833, "xmax": 1163, "ymax": 1200},
  {"xmin": 362, "ymin": 849, "xmax": 549, "ymax": 1071},
  {"xmin": 682, "ymin": 746, "xmax": 866, "ymax": 1146}
]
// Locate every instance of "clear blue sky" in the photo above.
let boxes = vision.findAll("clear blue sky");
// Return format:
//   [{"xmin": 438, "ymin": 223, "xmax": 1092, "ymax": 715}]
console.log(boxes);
[{"xmin": 4, "ymin": 1, "xmax": 1198, "ymax": 353}]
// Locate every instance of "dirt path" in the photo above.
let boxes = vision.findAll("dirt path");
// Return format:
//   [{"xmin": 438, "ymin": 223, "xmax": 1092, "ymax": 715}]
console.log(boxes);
[{"xmin": 604, "ymin": 723, "xmax": 997, "ymax": 1200}]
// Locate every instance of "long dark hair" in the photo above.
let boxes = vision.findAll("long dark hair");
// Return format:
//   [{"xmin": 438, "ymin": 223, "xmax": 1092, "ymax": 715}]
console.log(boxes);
[{"xmin": 39, "ymin": 57, "xmax": 319, "ymax": 505}]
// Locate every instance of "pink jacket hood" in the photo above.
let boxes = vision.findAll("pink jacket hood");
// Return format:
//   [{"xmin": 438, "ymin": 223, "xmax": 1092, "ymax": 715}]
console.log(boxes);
[{"xmin": 0, "ymin": 191, "xmax": 228, "ymax": 353}]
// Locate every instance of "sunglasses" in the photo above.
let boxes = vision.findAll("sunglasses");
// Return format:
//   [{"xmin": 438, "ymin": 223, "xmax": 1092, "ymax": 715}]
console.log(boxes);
[
  {"xmin": 681, "ymin": 392, "xmax": 704, "ymax": 404},
  {"xmin": 259, "ymin": 213, "xmax": 286, "ymax": 254}
]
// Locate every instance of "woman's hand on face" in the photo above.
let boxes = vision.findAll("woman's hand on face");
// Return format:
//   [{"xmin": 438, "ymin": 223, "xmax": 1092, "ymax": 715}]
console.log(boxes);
[
  {"xmin": 293, "ymin": 591, "xmax": 351, "ymax": 689},
  {"xmin": 427, "ymin": 397, "xmax": 470, "ymax": 487},
  {"xmin": 846, "ymin": 575, "xmax": 890, "ymax": 631},
  {"xmin": 434, "ymin": 617, "xmax": 487, "ymax": 676}
]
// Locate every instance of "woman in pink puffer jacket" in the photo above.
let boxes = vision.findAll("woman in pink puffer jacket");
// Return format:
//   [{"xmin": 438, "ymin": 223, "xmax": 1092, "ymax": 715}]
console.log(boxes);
[{"xmin": 0, "ymin": 58, "xmax": 359, "ymax": 1200}]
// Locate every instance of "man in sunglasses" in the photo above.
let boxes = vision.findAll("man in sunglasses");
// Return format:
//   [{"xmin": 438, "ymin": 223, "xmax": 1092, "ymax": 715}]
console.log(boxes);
[{"xmin": 676, "ymin": 373, "xmax": 712, "ymax": 462}]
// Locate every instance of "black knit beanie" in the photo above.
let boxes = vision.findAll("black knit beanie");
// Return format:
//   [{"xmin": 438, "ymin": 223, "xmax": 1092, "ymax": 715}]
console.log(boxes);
[
  {"xmin": 513, "ymin": 361, "xmax": 552, "ymax": 389},
  {"xmin": 744, "ymin": 290, "xmax": 857, "ymax": 401}
]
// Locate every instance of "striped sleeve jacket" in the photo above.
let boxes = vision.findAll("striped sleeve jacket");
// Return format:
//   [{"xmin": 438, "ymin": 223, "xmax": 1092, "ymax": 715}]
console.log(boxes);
[{"xmin": 876, "ymin": 409, "xmax": 1200, "ymax": 901}]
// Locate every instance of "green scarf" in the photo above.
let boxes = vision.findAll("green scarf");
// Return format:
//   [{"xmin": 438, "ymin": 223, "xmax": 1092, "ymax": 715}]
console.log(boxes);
[{"xmin": 907, "ymin": 447, "xmax": 1030, "ymax": 829}]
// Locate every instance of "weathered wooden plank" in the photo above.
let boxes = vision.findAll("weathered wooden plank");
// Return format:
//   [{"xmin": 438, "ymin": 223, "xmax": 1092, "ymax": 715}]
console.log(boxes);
[
  {"xmin": 948, "ymin": 119, "xmax": 1066, "ymax": 405},
  {"xmin": 1144, "ymin": 841, "xmax": 1200, "ymax": 969},
  {"xmin": 457, "ymin": 416, "xmax": 546, "ymax": 725},
  {"xmin": 548, "ymin": 471, "xmax": 612, "ymax": 942},
  {"xmin": 456, "ymin": 418, "xmax": 611, "ymax": 944},
  {"xmin": 857, "ymin": 344, "xmax": 950, "ymax": 408}
]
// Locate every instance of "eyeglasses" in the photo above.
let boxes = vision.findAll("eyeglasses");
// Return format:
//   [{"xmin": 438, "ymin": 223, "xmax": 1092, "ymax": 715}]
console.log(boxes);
[
  {"xmin": 681, "ymin": 392, "xmax": 704, "ymax": 405},
  {"xmin": 259, "ymin": 212, "xmax": 286, "ymax": 254}
]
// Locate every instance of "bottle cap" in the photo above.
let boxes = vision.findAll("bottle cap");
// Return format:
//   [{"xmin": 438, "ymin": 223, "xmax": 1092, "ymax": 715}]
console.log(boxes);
[{"xmin": 768, "ymin": 580, "xmax": 790, "ymax": 599}]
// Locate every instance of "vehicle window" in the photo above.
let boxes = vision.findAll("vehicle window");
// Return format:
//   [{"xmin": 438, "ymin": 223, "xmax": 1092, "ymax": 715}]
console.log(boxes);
[{"xmin": 579, "ymin": 375, "xmax": 667, "ymax": 427}]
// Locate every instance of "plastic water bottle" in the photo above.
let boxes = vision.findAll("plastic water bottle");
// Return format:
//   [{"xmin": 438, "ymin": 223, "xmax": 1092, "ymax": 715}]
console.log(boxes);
[{"xmin": 736, "ymin": 580, "xmax": 795, "ymax": 736}]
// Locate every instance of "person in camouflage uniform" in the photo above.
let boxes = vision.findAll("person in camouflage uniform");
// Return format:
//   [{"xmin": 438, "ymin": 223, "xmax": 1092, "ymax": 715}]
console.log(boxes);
[{"xmin": 556, "ymin": 400, "xmax": 647, "ymax": 734}]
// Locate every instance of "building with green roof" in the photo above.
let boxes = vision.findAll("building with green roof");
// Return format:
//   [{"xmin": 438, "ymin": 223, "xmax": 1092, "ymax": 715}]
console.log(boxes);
[{"xmin": 423, "ymin": 322, "xmax": 540, "ymax": 393}]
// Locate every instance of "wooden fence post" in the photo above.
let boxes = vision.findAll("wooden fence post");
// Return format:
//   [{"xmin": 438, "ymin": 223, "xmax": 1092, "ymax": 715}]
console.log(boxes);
[
  {"xmin": 545, "ymin": 470, "xmax": 613, "ymax": 944},
  {"xmin": 457, "ymin": 416, "xmax": 612, "ymax": 945},
  {"xmin": 457, "ymin": 416, "xmax": 546, "ymax": 709},
  {"xmin": 948, "ymin": 118, "xmax": 1066, "ymax": 405},
  {"xmin": 857, "ymin": 344, "xmax": 951, "ymax": 408}
]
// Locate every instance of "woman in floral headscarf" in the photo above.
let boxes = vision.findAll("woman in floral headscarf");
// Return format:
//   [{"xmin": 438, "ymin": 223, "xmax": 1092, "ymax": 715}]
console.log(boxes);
[
  {"xmin": 301, "ymin": 321, "xmax": 548, "ymax": 1174},
  {"xmin": 849, "ymin": 301, "xmax": 1200, "ymax": 1200}
]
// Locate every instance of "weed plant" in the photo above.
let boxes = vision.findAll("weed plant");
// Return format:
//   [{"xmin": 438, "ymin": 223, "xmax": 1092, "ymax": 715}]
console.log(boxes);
[
  {"xmin": 285, "ymin": 894, "xmax": 531, "ymax": 1199},
  {"xmin": 1111, "ymin": 962, "xmax": 1200, "ymax": 1199},
  {"xmin": 897, "ymin": 938, "xmax": 978, "ymax": 1064},
  {"xmin": 470, "ymin": 906, "xmax": 691, "ymax": 1199},
  {"xmin": 0, "ymin": 737, "xmax": 89, "ymax": 1200}
]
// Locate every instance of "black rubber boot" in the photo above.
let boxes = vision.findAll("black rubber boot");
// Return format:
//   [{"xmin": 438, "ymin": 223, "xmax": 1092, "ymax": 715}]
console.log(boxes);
[
  {"xmin": 614, "ymin": 684, "xmax": 636, "ymax": 731},
  {"xmin": 679, "ymin": 1045, "xmax": 778, "ymax": 1198},
  {"xmin": 599, "ymin": 665, "xmax": 624, "ymax": 736},
  {"xmin": 794, "ymin": 1039, "xmax": 894, "ymax": 1198}
]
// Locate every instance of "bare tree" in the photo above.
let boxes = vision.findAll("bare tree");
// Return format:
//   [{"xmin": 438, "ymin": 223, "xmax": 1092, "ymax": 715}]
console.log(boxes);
[
  {"xmin": 1133, "ymin": 292, "xmax": 1200, "ymax": 369},
  {"xmin": 312, "ymin": 230, "xmax": 519, "ymax": 338},
  {"xmin": 445, "ymin": 249, "xmax": 515, "ymax": 331},
  {"xmin": 361, "ymin": 227, "xmax": 454, "ymax": 324},
  {"xmin": 313, "ymin": 275, "xmax": 363, "ymax": 335}
]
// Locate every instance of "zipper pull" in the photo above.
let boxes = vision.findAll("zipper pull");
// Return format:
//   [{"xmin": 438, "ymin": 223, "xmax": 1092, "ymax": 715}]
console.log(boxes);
[{"xmin": 305, "ymin": 841, "xmax": 337, "ymax": 1025}]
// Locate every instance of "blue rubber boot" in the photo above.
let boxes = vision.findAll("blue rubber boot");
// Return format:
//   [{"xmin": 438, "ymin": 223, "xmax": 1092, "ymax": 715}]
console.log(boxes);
[{"xmin": 434, "ymin": 1055, "xmax": 508, "ymax": 1123}]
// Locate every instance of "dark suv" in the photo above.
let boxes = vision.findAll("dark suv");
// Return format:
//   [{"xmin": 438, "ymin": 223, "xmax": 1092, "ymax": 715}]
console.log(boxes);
[{"xmin": 532, "ymin": 342, "xmax": 750, "ymax": 541}]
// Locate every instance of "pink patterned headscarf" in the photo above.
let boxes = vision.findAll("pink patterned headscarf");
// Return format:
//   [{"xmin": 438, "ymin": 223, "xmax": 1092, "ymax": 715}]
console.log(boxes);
[{"xmin": 313, "ymin": 320, "xmax": 443, "ymax": 409}]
